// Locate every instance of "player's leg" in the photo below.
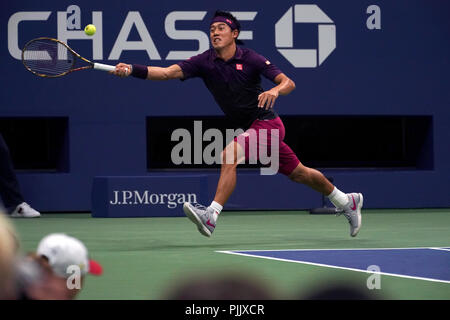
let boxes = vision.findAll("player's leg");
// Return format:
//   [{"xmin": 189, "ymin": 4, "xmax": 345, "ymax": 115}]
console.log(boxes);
[
  {"xmin": 275, "ymin": 117, "xmax": 363, "ymax": 237},
  {"xmin": 183, "ymin": 141, "xmax": 245, "ymax": 237},
  {"xmin": 287, "ymin": 163, "xmax": 363, "ymax": 237},
  {"xmin": 213, "ymin": 140, "xmax": 245, "ymax": 206},
  {"xmin": 288, "ymin": 163, "xmax": 334, "ymax": 195},
  {"xmin": 0, "ymin": 134, "xmax": 24, "ymax": 210},
  {"xmin": 0, "ymin": 134, "xmax": 40, "ymax": 218}
]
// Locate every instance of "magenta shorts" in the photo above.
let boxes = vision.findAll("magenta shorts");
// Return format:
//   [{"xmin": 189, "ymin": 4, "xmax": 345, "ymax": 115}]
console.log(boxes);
[{"xmin": 234, "ymin": 117, "xmax": 300, "ymax": 176}]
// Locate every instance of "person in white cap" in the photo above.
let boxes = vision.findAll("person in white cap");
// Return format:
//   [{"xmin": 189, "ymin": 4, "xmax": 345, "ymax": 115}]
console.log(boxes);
[
  {"xmin": 14, "ymin": 253, "xmax": 74, "ymax": 300},
  {"xmin": 36, "ymin": 233, "xmax": 102, "ymax": 299}
]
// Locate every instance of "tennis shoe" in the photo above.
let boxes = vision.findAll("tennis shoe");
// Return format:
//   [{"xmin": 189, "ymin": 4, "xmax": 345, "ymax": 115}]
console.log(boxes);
[
  {"xmin": 337, "ymin": 193, "xmax": 363, "ymax": 237},
  {"xmin": 10, "ymin": 202, "xmax": 41, "ymax": 218},
  {"xmin": 183, "ymin": 202, "xmax": 216, "ymax": 237}
]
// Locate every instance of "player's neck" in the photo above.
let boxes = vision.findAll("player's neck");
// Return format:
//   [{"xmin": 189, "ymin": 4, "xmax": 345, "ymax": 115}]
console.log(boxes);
[{"xmin": 215, "ymin": 42, "xmax": 237, "ymax": 62}]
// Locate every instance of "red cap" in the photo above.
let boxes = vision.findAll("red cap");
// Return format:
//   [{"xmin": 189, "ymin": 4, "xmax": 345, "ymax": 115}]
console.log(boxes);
[{"xmin": 89, "ymin": 259, "xmax": 103, "ymax": 276}]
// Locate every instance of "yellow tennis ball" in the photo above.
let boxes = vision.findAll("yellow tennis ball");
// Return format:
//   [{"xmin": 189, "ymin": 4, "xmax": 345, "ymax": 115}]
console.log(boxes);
[{"xmin": 84, "ymin": 24, "xmax": 96, "ymax": 36}]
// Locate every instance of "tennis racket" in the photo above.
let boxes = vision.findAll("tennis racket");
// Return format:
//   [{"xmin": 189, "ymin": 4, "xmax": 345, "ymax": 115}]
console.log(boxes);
[{"xmin": 22, "ymin": 37, "xmax": 116, "ymax": 78}]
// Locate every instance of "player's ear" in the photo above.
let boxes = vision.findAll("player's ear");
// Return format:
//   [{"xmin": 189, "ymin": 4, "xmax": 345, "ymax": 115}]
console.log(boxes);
[{"xmin": 232, "ymin": 29, "xmax": 239, "ymax": 40}]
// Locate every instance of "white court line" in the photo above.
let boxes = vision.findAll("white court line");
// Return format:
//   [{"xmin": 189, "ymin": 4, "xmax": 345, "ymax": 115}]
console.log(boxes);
[
  {"xmin": 216, "ymin": 248, "xmax": 450, "ymax": 284},
  {"xmin": 217, "ymin": 246, "xmax": 440, "ymax": 253},
  {"xmin": 430, "ymin": 247, "xmax": 450, "ymax": 252}
]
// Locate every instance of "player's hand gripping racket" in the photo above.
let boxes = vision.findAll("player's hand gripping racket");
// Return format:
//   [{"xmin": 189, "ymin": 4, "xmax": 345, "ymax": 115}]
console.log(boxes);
[{"xmin": 22, "ymin": 37, "xmax": 116, "ymax": 78}]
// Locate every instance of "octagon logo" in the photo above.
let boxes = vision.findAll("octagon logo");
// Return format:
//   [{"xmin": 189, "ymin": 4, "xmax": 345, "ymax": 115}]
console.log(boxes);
[{"xmin": 275, "ymin": 4, "xmax": 336, "ymax": 67}]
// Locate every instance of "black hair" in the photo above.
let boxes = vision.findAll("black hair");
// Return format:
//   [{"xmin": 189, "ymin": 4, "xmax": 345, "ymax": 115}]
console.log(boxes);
[{"xmin": 213, "ymin": 10, "xmax": 244, "ymax": 45}]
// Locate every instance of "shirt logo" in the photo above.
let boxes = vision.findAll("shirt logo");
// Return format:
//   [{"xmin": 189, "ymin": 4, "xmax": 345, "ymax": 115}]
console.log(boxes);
[{"xmin": 236, "ymin": 64, "xmax": 243, "ymax": 71}]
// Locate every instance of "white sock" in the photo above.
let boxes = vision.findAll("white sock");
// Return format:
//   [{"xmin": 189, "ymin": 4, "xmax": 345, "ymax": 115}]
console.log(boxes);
[
  {"xmin": 209, "ymin": 201, "xmax": 223, "ymax": 223},
  {"xmin": 327, "ymin": 187, "xmax": 349, "ymax": 209}
]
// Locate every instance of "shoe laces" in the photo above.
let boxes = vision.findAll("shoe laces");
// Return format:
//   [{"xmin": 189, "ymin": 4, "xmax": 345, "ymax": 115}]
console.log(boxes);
[
  {"xmin": 192, "ymin": 202, "xmax": 208, "ymax": 211},
  {"xmin": 336, "ymin": 208, "xmax": 352, "ymax": 223},
  {"xmin": 21, "ymin": 202, "xmax": 31, "ymax": 209}
]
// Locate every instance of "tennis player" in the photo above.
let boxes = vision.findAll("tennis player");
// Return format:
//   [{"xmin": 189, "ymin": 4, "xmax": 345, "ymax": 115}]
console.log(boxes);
[{"xmin": 112, "ymin": 11, "xmax": 363, "ymax": 237}]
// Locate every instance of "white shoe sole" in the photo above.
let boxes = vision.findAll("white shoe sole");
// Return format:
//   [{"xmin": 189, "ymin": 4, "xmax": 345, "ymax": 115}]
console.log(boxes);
[
  {"xmin": 351, "ymin": 193, "xmax": 363, "ymax": 237},
  {"xmin": 10, "ymin": 213, "xmax": 40, "ymax": 218},
  {"xmin": 183, "ymin": 202, "xmax": 212, "ymax": 237}
]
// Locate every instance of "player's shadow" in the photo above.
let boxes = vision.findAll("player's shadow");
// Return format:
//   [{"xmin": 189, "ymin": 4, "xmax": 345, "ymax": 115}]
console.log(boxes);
[{"xmin": 108, "ymin": 239, "xmax": 282, "ymax": 252}]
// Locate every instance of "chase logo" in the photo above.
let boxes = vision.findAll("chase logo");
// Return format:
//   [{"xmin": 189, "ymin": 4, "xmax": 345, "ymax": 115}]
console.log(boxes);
[
  {"xmin": 275, "ymin": 5, "xmax": 336, "ymax": 68},
  {"xmin": 8, "ymin": 5, "xmax": 337, "ymax": 68}
]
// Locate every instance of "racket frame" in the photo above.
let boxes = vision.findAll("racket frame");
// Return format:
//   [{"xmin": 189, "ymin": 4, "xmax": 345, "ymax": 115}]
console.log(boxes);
[{"xmin": 22, "ymin": 37, "xmax": 114, "ymax": 77}]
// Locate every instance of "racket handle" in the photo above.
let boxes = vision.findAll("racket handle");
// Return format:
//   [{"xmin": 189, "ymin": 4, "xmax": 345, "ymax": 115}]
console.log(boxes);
[{"xmin": 93, "ymin": 63, "xmax": 116, "ymax": 72}]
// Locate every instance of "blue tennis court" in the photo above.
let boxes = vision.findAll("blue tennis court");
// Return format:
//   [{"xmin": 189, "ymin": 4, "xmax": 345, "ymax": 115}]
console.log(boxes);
[{"xmin": 219, "ymin": 247, "xmax": 450, "ymax": 283}]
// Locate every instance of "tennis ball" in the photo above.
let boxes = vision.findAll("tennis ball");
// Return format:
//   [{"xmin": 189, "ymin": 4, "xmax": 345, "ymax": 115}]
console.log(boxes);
[{"xmin": 84, "ymin": 24, "xmax": 96, "ymax": 36}]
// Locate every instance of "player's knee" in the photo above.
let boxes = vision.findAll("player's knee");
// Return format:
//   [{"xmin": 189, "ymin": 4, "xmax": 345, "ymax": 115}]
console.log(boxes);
[
  {"xmin": 289, "ymin": 165, "xmax": 310, "ymax": 183},
  {"xmin": 221, "ymin": 157, "xmax": 239, "ymax": 170},
  {"xmin": 220, "ymin": 143, "xmax": 240, "ymax": 167},
  {"xmin": 220, "ymin": 163, "xmax": 237, "ymax": 172}
]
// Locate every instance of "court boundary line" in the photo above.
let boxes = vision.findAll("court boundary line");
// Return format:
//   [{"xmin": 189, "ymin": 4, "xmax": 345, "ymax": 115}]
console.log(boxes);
[
  {"xmin": 216, "ymin": 247, "xmax": 450, "ymax": 284},
  {"xmin": 430, "ymin": 247, "xmax": 450, "ymax": 252},
  {"xmin": 217, "ymin": 246, "xmax": 449, "ymax": 252}
]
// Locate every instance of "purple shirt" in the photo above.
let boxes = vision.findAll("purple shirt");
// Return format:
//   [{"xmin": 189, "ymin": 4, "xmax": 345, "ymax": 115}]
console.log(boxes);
[{"xmin": 177, "ymin": 46, "xmax": 282, "ymax": 129}]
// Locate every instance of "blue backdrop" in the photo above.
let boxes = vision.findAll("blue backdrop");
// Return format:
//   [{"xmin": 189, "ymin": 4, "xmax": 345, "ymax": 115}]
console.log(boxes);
[{"xmin": 1, "ymin": 1, "xmax": 449, "ymax": 212}]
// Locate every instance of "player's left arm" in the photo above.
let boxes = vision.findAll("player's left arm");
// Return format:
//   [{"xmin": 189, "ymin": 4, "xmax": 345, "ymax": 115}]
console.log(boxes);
[{"xmin": 258, "ymin": 73, "xmax": 296, "ymax": 109}]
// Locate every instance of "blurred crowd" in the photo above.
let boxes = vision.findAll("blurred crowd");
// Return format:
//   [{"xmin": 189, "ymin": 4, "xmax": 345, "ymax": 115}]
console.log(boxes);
[{"xmin": 0, "ymin": 211, "xmax": 102, "ymax": 300}]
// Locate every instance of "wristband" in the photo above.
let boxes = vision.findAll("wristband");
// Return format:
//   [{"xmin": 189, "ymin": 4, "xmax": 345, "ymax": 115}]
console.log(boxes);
[{"xmin": 131, "ymin": 64, "xmax": 148, "ymax": 79}]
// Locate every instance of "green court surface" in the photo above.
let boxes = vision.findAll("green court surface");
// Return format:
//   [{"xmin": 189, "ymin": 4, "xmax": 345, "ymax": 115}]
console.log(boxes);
[{"xmin": 11, "ymin": 209, "xmax": 450, "ymax": 300}]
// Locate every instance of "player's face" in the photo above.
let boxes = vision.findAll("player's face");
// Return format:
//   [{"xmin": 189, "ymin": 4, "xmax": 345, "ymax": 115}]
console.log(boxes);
[{"xmin": 210, "ymin": 22, "xmax": 238, "ymax": 49}]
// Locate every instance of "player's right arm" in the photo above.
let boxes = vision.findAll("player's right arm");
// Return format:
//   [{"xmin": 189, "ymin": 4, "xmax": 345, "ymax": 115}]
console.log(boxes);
[{"xmin": 112, "ymin": 63, "xmax": 184, "ymax": 80}]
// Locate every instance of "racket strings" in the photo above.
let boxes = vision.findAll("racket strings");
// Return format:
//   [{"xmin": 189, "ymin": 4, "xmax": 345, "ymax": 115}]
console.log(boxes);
[{"xmin": 23, "ymin": 39, "xmax": 75, "ymax": 76}]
